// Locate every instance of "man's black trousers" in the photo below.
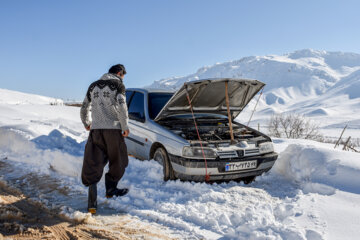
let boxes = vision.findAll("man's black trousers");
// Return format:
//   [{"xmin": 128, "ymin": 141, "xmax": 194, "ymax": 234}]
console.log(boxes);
[{"xmin": 81, "ymin": 129, "xmax": 128, "ymax": 189}]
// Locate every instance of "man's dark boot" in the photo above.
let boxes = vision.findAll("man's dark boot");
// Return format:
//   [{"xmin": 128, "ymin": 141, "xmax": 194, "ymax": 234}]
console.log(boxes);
[
  {"xmin": 88, "ymin": 184, "xmax": 97, "ymax": 214},
  {"xmin": 106, "ymin": 188, "xmax": 129, "ymax": 198},
  {"xmin": 105, "ymin": 174, "xmax": 129, "ymax": 198}
]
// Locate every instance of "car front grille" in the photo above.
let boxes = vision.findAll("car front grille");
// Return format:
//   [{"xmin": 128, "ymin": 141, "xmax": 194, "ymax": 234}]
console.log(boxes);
[
  {"xmin": 245, "ymin": 148, "xmax": 260, "ymax": 156},
  {"xmin": 217, "ymin": 151, "xmax": 238, "ymax": 159},
  {"xmin": 216, "ymin": 148, "xmax": 260, "ymax": 159}
]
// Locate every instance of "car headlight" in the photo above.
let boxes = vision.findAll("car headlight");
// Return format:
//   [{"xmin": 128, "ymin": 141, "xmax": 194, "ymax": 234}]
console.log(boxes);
[
  {"xmin": 182, "ymin": 146, "xmax": 217, "ymax": 159},
  {"xmin": 259, "ymin": 142, "xmax": 274, "ymax": 154}
]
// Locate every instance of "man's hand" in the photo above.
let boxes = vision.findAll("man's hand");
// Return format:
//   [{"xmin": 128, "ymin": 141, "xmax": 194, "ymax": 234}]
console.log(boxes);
[
  {"xmin": 122, "ymin": 129, "xmax": 130, "ymax": 137},
  {"xmin": 85, "ymin": 125, "xmax": 91, "ymax": 131}
]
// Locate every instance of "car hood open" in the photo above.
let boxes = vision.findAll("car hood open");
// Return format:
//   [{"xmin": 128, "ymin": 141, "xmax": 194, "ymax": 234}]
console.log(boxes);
[{"xmin": 154, "ymin": 78, "xmax": 265, "ymax": 121}]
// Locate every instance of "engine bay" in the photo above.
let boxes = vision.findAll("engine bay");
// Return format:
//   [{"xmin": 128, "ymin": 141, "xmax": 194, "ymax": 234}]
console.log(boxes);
[{"xmin": 158, "ymin": 116, "xmax": 269, "ymax": 146}]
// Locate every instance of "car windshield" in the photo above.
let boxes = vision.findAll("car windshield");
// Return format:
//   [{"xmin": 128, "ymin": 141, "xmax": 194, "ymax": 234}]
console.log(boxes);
[{"xmin": 148, "ymin": 92, "xmax": 174, "ymax": 119}]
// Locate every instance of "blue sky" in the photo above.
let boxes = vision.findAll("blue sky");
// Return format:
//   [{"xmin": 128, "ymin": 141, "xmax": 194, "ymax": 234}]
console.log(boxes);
[{"xmin": 0, "ymin": 0, "xmax": 359, "ymax": 100}]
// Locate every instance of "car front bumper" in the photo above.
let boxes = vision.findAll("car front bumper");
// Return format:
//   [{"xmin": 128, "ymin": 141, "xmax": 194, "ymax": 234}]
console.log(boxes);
[{"xmin": 168, "ymin": 152, "xmax": 278, "ymax": 181}]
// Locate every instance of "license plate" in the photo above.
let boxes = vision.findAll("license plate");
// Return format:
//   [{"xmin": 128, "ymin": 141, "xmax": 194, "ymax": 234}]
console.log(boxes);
[{"xmin": 225, "ymin": 160, "xmax": 257, "ymax": 172}]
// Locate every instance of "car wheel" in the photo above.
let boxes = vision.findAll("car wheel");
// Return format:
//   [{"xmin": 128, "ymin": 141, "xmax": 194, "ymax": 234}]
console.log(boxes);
[
  {"xmin": 242, "ymin": 176, "xmax": 256, "ymax": 184},
  {"xmin": 154, "ymin": 147, "xmax": 176, "ymax": 181}
]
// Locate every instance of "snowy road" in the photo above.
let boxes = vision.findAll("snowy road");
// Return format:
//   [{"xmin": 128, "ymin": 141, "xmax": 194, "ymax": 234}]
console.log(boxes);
[{"xmin": 0, "ymin": 169, "xmax": 172, "ymax": 240}]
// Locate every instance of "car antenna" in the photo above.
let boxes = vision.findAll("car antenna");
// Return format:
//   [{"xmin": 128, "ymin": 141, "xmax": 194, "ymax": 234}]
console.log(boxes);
[{"xmin": 184, "ymin": 83, "xmax": 210, "ymax": 182}]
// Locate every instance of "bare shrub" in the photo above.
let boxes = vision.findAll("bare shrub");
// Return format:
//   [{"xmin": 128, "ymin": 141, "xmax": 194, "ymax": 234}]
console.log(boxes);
[
  {"xmin": 49, "ymin": 100, "xmax": 63, "ymax": 106},
  {"xmin": 268, "ymin": 113, "xmax": 323, "ymax": 140},
  {"xmin": 322, "ymin": 137, "xmax": 360, "ymax": 151}
]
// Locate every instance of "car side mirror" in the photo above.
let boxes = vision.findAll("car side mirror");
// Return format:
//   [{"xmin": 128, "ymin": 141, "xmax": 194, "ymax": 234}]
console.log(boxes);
[{"xmin": 129, "ymin": 112, "xmax": 145, "ymax": 123}]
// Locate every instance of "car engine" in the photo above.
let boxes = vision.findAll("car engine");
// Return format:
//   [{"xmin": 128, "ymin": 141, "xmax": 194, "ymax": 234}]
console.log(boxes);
[{"xmin": 158, "ymin": 117, "xmax": 269, "ymax": 145}]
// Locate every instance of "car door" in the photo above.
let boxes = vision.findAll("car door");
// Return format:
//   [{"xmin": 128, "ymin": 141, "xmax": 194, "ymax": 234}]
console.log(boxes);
[
  {"xmin": 124, "ymin": 90, "xmax": 135, "ymax": 154},
  {"xmin": 125, "ymin": 91, "xmax": 148, "ymax": 159}
]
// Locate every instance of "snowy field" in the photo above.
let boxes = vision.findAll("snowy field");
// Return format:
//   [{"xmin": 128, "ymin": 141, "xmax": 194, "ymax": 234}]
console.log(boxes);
[{"xmin": 1, "ymin": 86, "xmax": 360, "ymax": 240}]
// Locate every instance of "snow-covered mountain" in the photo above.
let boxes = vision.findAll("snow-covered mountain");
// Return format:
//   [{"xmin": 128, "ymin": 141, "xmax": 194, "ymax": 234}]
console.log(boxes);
[
  {"xmin": 150, "ymin": 49, "xmax": 360, "ymax": 133},
  {"xmin": 151, "ymin": 49, "xmax": 360, "ymax": 97}
]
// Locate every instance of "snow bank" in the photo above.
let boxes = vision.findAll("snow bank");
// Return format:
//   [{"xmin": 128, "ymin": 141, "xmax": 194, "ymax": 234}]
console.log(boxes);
[
  {"xmin": 0, "ymin": 129, "xmax": 82, "ymax": 177},
  {"xmin": 272, "ymin": 144, "xmax": 360, "ymax": 195},
  {"xmin": 0, "ymin": 103, "xmax": 87, "ymax": 142},
  {"xmin": 32, "ymin": 129, "xmax": 86, "ymax": 156}
]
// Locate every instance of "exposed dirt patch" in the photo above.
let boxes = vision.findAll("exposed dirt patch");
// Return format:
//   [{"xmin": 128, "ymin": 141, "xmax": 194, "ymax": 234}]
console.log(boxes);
[{"xmin": 0, "ymin": 160, "xmax": 173, "ymax": 240}]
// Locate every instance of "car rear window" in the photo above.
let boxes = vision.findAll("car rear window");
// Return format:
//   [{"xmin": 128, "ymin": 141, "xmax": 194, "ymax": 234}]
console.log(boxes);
[{"xmin": 148, "ymin": 93, "xmax": 173, "ymax": 120}]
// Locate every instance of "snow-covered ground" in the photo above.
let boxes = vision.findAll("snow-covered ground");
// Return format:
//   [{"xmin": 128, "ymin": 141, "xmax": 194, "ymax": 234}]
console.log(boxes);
[
  {"xmin": 1, "ymin": 49, "xmax": 360, "ymax": 239},
  {"xmin": 1, "ymin": 87, "xmax": 360, "ymax": 239}
]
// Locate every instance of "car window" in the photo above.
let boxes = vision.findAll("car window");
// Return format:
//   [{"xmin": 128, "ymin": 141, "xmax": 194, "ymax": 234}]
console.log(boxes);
[
  {"xmin": 148, "ymin": 93, "xmax": 174, "ymax": 119},
  {"xmin": 125, "ymin": 90, "xmax": 134, "ymax": 107},
  {"xmin": 128, "ymin": 92, "xmax": 145, "ymax": 122}
]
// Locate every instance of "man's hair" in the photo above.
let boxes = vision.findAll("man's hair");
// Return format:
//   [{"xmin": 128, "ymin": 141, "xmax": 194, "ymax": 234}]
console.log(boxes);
[{"xmin": 108, "ymin": 64, "xmax": 127, "ymax": 75}]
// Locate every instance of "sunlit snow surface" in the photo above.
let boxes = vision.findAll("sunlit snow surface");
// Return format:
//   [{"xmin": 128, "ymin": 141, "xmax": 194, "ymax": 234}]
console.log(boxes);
[
  {"xmin": 3, "ymin": 126, "xmax": 360, "ymax": 239},
  {"xmin": 1, "ymin": 89, "xmax": 360, "ymax": 239},
  {"xmin": 1, "ymin": 48, "xmax": 360, "ymax": 239}
]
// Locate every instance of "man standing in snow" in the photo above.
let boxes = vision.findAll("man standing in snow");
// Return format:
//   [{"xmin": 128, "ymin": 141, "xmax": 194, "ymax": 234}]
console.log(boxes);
[{"xmin": 80, "ymin": 64, "xmax": 130, "ymax": 214}]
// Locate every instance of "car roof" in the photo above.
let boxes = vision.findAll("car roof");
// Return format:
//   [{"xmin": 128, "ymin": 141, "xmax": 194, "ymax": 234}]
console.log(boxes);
[{"xmin": 126, "ymin": 88, "xmax": 175, "ymax": 94}]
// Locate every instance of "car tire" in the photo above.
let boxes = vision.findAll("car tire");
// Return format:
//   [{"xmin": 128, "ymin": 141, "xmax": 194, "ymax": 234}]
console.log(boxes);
[
  {"xmin": 154, "ymin": 147, "xmax": 176, "ymax": 181},
  {"xmin": 242, "ymin": 176, "xmax": 256, "ymax": 184}
]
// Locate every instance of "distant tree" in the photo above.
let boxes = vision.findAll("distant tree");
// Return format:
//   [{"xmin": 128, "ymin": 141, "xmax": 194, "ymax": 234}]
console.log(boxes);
[{"xmin": 268, "ymin": 113, "xmax": 323, "ymax": 141}]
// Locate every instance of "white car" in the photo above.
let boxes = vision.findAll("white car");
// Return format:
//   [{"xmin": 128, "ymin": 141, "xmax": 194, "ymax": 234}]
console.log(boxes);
[{"xmin": 125, "ymin": 78, "xmax": 278, "ymax": 182}]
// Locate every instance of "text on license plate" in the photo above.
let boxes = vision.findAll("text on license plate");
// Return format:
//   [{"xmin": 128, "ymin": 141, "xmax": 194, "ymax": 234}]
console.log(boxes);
[{"xmin": 225, "ymin": 160, "xmax": 257, "ymax": 172}]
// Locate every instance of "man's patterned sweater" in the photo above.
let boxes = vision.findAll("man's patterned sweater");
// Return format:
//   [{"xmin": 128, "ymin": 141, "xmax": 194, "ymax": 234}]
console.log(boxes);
[{"xmin": 80, "ymin": 73, "xmax": 129, "ymax": 131}]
